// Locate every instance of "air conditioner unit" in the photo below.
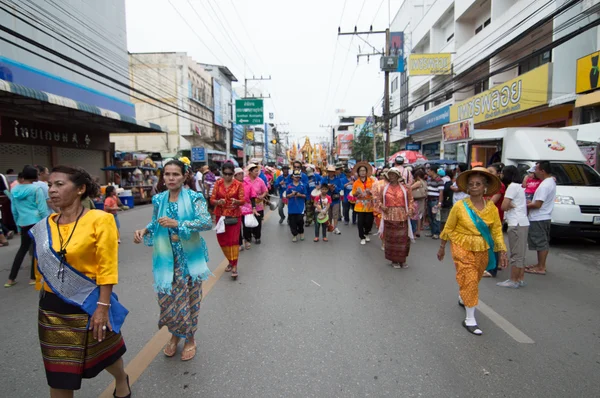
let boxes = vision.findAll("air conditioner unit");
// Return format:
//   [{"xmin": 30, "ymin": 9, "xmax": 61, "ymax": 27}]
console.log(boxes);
[{"xmin": 380, "ymin": 56, "xmax": 398, "ymax": 72}]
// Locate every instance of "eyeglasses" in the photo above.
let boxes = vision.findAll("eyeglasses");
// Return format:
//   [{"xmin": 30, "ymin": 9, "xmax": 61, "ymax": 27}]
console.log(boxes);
[
  {"xmin": 223, "ymin": 172, "xmax": 234, "ymax": 176},
  {"xmin": 467, "ymin": 182, "xmax": 484, "ymax": 188}
]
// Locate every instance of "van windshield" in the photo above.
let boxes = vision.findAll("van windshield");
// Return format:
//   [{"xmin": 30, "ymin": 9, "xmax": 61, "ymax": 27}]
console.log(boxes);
[{"xmin": 549, "ymin": 163, "xmax": 600, "ymax": 186}]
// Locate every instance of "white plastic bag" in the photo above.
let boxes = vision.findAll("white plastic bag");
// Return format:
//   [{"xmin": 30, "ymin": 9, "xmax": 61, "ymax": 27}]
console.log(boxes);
[
  {"xmin": 244, "ymin": 214, "xmax": 259, "ymax": 228},
  {"xmin": 214, "ymin": 216, "xmax": 226, "ymax": 234}
]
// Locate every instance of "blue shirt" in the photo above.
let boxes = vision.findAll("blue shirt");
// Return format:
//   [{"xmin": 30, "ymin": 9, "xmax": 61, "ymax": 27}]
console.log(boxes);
[
  {"xmin": 286, "ymin": 172, "xmax": 309, "ymax": 187},
  {"xmin": 286, "ymin": 182, "xmax": 307, "ymax": 214},
  {"xmin": 336, "ymin": 174, "xmax": 350, "ymax": 201},
  {"xmin": 9, "ymin": 184, "xmax": 50, "ymax": 227},
  {"xmin": 259, "ymin": 171, "xmax": 269, "ymax": 187},
  {"xmin": 306, "ymin": 174, "xmax": 321, "ymax": 197},
  {"xmin": 275, "ymin": 174, "xmax": 290, "ymax": 198},
  {"xmin": 320, "ymin": 175, "xmax": 343, "ymax": 204}
]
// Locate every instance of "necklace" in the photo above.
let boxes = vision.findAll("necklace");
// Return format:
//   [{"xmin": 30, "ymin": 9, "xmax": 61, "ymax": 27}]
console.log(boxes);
[{"xmin": 56, "ymin": 207, "xmax": 85, "ymax": 281}]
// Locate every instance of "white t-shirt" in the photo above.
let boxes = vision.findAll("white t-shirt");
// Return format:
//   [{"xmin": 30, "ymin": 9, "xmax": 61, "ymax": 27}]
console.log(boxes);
[
  {"xmin": 452, "ymin": 182, "xmax": 469, "ymax": 204},
  {"xmin": 504, "ymin": 183, "xmax": 530, "ymax": 227},
  {"xmin": 528, "ymin": 177, "xmax": 556, "ymax": 221},
  {"xmin": 195, "ymin": 171, "xmax": 203, "ymax": 192}
]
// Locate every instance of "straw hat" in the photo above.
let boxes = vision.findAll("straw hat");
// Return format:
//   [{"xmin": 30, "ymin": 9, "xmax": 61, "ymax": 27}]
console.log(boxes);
[
  {"xmin": 352, "ymin": 161, "xmax": 373, "ymax": 177},
  {"xmin": 456, "ymin": 166, "xmax": 502, "ymax": 195},
  {"xmin": 234, "ymin": 167, "xmax": 244, "ymax": 175},
  {"xmin": 326, "ymin": 165, "xmax": 336, "ymax": 173},
  {"xmin": 385, "ymin": 168, "xmax": 403, "ymax": 181},
  {"xmin": 245, "ymin": 163, "xmax": 258, "ymax": 172}
]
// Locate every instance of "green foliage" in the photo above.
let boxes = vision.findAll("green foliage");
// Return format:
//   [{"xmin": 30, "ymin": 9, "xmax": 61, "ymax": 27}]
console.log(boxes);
[{"xmin": 350, "ymin": 128, "xmax": 384, "ymax": 162}]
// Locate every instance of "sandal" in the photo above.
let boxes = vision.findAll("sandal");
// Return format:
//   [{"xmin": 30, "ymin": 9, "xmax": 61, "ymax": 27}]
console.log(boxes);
[
  {"xmin": 0, "ymin": 242, "xmax": 8, "ymax": 247},
  {"xmin": 181, "ymin": 343, "xmax": 196, "ymax": 361},
  {"xmin": 400, "ymin": 263, "xmax": 409, "ymax": 269},
  {"xmin": 392, "ymin": 263, "xmax": 401, "ymax": 269},
  {"xmin": 231, "ymin": 268, "xmax": 238, "ymax": 279},
  {"xmin": 4, "ymin": 281, "xmax": 17, "ymax": 288},
  {"xmin": 462, "ymin": 320, "xmax": 483, "ymax": 336},
  {"xmin": 113, "ymin": 374, "xmax": 131, "ymax": 398},
  {"xmin": 482, "ymin": 271, "xmax": 492, "ymax": 278},
  {"xmin": 163, "ymin": 339, "xmax": 179, "ymax": 357},
  {"xmin": 524, "ymin": 268, "xmax": 546, "ymax": 275},
  {"xmin": 225, "ymin": 264, "xmax": 233, "ymax": 272},
  {"xmin": 313, "ymin": 238, "xmax": 319, "ymax": 242},
  {"xmin": 323, "ymin": 237, "xmax": 328, "ymax": 242}
]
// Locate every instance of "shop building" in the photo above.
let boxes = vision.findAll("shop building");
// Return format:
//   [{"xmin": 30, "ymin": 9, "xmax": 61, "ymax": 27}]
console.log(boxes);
[{"xmin": 0, "ymin": 0, "xmax": 163, "ymax": 181}]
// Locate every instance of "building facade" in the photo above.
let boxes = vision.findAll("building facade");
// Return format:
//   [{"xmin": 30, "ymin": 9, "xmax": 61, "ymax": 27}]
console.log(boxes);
[
  {"xmin": 0, "ymin": 0, "xmax": 161, "ymax": 180},
  {"xmin": 388, "ymin": 0, "xmax": 600, "ymax": 162}
]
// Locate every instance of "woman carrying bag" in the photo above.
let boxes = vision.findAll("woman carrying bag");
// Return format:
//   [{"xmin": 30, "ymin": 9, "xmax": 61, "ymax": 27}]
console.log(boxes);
[{"xmin": 411, "ymin": 169, "xmax": 428, "ymax": 238}]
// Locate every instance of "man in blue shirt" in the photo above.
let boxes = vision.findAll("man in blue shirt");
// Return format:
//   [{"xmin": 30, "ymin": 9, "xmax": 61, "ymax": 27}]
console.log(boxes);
[
  {"xmin": 304, "ymin": 165, "xmax": 321, "ymax": 227},
  {"xmin": 275, "ymin": 165, "xmax": 290, "ymax": 224},
  {"xmin": 287, "ymin": 160, "xmax": 309, "ymax": 186},
  {"xmin": 320, "ymin": 165, "xmax": 343, "ymax": 235},
  {"xmin": 335, "ymin": 163, "xmax": 349, "ymax": 223},
  {"xmin": 286, "ymin": 170, "xmax": 308, "ymax": 242}
]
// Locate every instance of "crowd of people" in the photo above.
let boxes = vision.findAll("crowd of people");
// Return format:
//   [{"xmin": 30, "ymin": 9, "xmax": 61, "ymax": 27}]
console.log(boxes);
[{"xmin": 0, "ymin": 154, "xmax": 560, "ymax": 396}]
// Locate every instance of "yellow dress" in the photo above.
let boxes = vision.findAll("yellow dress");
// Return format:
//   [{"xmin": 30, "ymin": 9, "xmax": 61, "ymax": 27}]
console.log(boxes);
[
  {"xmin": 36, "ymin": 209, "xmax": 119, "ymax": 292},
  {"xmin": 440, "ymin": 199, "xmax": 506, "ymax": 307}
]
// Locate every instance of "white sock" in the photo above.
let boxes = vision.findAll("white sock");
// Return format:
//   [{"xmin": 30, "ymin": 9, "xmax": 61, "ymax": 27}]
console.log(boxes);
[
  {"xmin": 465, "ymin": 306, "xmax": 477, "ymax": 326},
  {"xmin": 458, "ymin": 294, "xmax": 464, "ymax": 306}
]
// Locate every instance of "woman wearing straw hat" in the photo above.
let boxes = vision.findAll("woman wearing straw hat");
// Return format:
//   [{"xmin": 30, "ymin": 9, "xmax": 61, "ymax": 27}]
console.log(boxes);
[
  {"xmin": 437, "ymin": 167, "xmax": 508, "ymax": 335},
  {"xmin": 374, "ymin": 168, "xmax": 415, "ymax": 268},
  {"xmin": 351, "ymin": 162, "xmax": 376, "ymax": 245}
]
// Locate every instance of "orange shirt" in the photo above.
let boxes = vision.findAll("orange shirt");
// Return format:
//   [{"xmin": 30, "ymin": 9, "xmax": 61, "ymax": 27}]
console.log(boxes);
[{"xmin": 351, "ymin": 177, "xmax": 376, "ymax": 212}]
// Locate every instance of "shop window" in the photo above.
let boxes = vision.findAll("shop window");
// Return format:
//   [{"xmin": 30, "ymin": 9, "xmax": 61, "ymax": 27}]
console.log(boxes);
[
  {"xmin": 424, "ymin": 102, "xmax": 430, "ymax": 111},
  {"xmin": 475, "ymin": 25, "xmax": 483, "ymax": 35},
  {"xmin": 391, "ymin": 115, "xmax": 398, "ymax": 128},
  {"xmin": 518, "ymin": 50, "xmax": 551, "ymax": 75},
  {"xmin": 474, "ymin": 80, "xmax": 489, "ymax": 94},
  {"xmin": 484, "ymin": 18, "xmax": 491, "ymax": 28},
  {"xmin": 391, "ymin": 77, "xmax": 399, "ymax": 93}
]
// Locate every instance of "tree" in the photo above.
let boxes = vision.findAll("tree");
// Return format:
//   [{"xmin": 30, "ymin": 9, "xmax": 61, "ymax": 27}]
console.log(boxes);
[{"xmin": 351, "ymin": 129, "xmax": 384, "ymax": 162}]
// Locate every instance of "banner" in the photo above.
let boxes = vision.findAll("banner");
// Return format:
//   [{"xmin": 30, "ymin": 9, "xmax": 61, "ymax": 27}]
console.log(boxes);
[
  {"xmin": 337, "ymin": 133, "xmax": 354, "ymax": 158},
  {"xmin": 213, "ymin": 80, "xmax": 223, "ymax": 126},
  {"xmin": 354, "ymin": 117, "xmax": 367, "ymax": 135},
  {"xmin": 450, "ymin": 63, "xmax": 550, "ymax": 124},
  {"xmin": 442, "ymin": 120, "xmax": 473, "ymax": 143},
  {"xmin": 409, "ymin": 53, "xmax": 452, "ymax": 76},
  {"xmin": 407, "ymin": 105, "xmax": 450, "ymax": 135},
  {"xmin": 576, "ymin": 51, "xmax": 600, "ymax": 94},
  {"xmin": 233, "ymin": 124, "xmax": 244, "ymax": 149},
  {"xmin": 389, "ymin": 32, "xmax": 405, "ymax": 73}
]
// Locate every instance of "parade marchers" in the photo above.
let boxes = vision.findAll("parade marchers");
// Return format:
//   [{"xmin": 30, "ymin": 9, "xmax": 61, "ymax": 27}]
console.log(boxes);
[{"xmin": 1, "ymin": 156, "xmax": 561, "ymax": 396}]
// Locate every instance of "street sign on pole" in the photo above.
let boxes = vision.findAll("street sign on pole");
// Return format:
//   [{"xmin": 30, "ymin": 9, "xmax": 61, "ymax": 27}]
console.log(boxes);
[
  {"xmin": 191, "ymin": 147, "xmax": 206, "ymax": 162},
  {"xmin": 235, "ymin": 99, "xmax": 264, "ymax": 125}
]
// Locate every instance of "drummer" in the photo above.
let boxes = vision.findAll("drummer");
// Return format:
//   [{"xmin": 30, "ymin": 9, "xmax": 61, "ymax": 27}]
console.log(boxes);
[{"xmin": 313, "ymin": 183, "xmax": 332, "ymax": 242}]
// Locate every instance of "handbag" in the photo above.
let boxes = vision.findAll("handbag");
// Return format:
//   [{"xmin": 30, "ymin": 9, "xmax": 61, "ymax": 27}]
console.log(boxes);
[
  {"xmin": 224, "ymin": 216, "xmax": 238, "ymax": 225},
  {"xmin": 413, "ymin": 180, "xmax": 427, "ymax": 200}
]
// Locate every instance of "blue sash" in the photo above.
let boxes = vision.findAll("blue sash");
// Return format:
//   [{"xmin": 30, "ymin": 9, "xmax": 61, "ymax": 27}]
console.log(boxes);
[
  {"xmin": 462, "ymin": 201, "xmax": 496, "ymax": 271},
  {"xmin": 30, "ymin": 218, "xmax": 129, "ymax": 333}
]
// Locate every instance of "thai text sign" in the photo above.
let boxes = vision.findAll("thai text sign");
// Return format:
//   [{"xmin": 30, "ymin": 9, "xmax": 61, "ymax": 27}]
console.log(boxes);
[
  {"xmin": 408, "ymin": 53, "xmax": 452, "ymax": 76},
  {"xmin": 407, "ymin": 105, "xmax": 450, "ymax": 135},
  {"xmin": 337, "ymin": 133, "xmax": 354, "ymax": 158},
  {"xmin": 450, "ymin": 63, "xmax": 550, "ymax": 124},
  {"xmin": 235, "ymin": 99, "xmax": 264, "ymax": 125},
  {"xmin": 576, "ymin": 51, "xmax": 600, "ymax": 94}
]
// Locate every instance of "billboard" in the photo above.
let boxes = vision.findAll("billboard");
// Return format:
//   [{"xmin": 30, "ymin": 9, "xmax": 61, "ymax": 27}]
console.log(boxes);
[
  {"xmin": 389, "ymin": 32, "xmax": 405, "ymax": 73},
  {"xmin": 407, "ymin": 105, "xmax": 450, "ymax": 136},
  {"xmin": 442, "ymin": 119, "xmax": 474, "ymax": 143},
  {"xmin": 213, "ymin": 80, "xmax": 223, "ymax": 126},
  {"xmin": 408, "ymin": 53, "xmax": 452, "ymax": 76},
  {"xmin": 337, "ymin": 133, "xmax": 354, "ymax": 158},
  {"xmin": 576, "ymin": 51, "xmax": 600, "ymax": 94},
  {"xmin": 233, "ymin": 124, "xmax": 244, "ymax": 149}
]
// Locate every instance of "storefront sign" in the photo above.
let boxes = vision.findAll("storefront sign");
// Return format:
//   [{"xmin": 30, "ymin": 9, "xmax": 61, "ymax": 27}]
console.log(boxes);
[
  {"xmin": 408, "ymin": 53, "xmax": 452, "ymax": 76},
  {"xmin": 450, "ymin": 63, "xmax": 550, "ymax": 124},
  {"xmin": 0, "ymin": 117, "xmax": 108, "ymax": 150},
  {"xmin": 337, "ymin": 133, "xmax": 353, "ymax": 158},
  {"xmin": 442, "ymin": 119, "xmax": 474, "ymax": 142},
  {"xmin": 576, "ymin": 51, "xmax": 600, "ymax": 94},
  {"xmin": 408, "ymin": 105, "xmax": 450, "ymax": 135},
  {"xmin": 389, "ymin": 32, "xmax": 405, "ymax": 73},
  {"xmin": 233, "ymin": 124, "xmax": 244, "ymax": 149},
  {"xmin": 191, "ymin": 147, "xmax": 206, "ymax": 162},
  {"xmin": 406, "ymin": 143, "xmax": 421, "ymax": 150}
]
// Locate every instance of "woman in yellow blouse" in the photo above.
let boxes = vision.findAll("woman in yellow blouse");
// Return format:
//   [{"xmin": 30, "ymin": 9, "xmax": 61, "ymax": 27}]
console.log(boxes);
[
  {"xmin": 351, "ymin": 162, "xmax": 376, "ymax": 245},
  {"xmin": 30, "ymin": 166, "xmax": 130, "ymax": 397},
  {"xmin": 437, "ymin": 167, "xmax": 508, "ymax": 336}
]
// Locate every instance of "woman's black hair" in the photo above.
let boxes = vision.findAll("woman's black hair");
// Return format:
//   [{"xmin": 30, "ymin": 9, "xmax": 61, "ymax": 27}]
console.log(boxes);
[
  {"xmin": 414, "ymin": 169, "xmax": 425, "ymax": 180},
  {"xmin": 105, "ymin": 185, "xmax": 116, "ymax": 196},
  {"xmin": 489, "ymin": 162, "xmax": 504, "ymax": 173},
  {"xmin": 163, "ymin": 159, "xmax": 186, "ymax": 174},
  {"xmin": 22, "ymin": 165, "xmax": 38, "ymax": 181},
  {"xmin": 222, "ymin": 162, "xmax": 235, "ymax": 173},
  {"xmin": 502, "ymin": 165, "xmax": 521, "ymax": 185},
  {"xmin": 51, "ymin": 165, "xmax": 99, "ymax": 199}
]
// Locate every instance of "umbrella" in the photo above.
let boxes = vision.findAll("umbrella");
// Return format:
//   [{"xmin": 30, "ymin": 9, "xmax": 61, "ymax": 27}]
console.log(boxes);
[{"xmin": 388, "ymin": 150, "xmax": 428, "ymax": 164}]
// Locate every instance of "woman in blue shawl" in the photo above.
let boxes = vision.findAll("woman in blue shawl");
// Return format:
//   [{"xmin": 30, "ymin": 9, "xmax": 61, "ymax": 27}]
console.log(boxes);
[{"xmin": 134, "ymin": 159, "xmax": 212, "ymax": 361}]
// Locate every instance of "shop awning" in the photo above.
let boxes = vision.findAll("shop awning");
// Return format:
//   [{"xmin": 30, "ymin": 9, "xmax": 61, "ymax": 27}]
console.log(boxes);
[
  {"xmin": 575, "ymin": 91, "xmax": 600, "ymax": 108},
  {"xmin": 0, "ymin": 79, "xmax": 167, "ymax": 133}
]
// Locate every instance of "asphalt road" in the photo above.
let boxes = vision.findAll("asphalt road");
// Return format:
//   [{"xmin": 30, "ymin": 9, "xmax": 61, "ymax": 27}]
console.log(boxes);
[{"xmin": 1, "ymin": 205, "xmax": 599, "ymax": 398}]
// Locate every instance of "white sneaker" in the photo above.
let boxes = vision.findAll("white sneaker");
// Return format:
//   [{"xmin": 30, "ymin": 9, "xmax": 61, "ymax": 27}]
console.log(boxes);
[
  {"xmin": 360, "ymin": 239, "xmax": 366, "ymax": 245},
  {"xmin": 334, "ymin": 228, "xmax": 341, "ymax": 235},
  {"xmin": 365, "ymin": 236, "xmax": 371, "ymax": 242},
  {"xmin": 292, "ymin": 236, "xmax": 298, "ymax": 242}
]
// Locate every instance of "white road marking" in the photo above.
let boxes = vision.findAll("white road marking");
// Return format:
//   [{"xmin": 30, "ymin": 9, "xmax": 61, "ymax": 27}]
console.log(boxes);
[
  {"xmin": 478, "ymin": 300, "xmax": 535, "ymax": 344},
  {"xmin": 311, "ymin": 280, "xmax": 321, "ymax": 287}
]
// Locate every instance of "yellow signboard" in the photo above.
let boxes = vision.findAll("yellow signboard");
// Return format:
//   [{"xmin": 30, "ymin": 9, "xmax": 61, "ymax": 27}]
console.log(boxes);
[
  {"xmin": 450, "ymin": 63, "xmax": 550, "ymax": 124},
  {"xmin": 576, "ymin": 51, "xmax": 600, "ymax": 94},
  {"xmin": 408, "ymin": 53, "xmax": 452, "ymax": 76}
]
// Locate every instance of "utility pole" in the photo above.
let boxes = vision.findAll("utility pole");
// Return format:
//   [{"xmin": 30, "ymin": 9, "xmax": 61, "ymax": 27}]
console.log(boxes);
[
  {"xmin": 372, "ymin": 107, "xmax": 376, "ymax": 163},
  {"xmin": 338, "ymin": 27, "xmax": 391, "ymax": 161},
  {"xmin": 243, "ymin": 75, "xmax": 271, "ymax": 167}
]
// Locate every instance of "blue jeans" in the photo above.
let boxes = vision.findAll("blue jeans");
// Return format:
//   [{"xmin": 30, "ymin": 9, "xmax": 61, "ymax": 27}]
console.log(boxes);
[{"xmin": 427, "ymin": 199, "xmax": 441, "ymax": 236}]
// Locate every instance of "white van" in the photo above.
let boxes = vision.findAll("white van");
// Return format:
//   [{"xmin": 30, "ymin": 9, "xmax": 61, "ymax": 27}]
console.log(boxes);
[{"xmin": 465, "ymin": 128, "xmax": 600, "ymax": 240}]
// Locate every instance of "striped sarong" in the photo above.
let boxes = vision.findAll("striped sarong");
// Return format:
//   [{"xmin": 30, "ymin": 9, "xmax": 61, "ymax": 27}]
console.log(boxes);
[{"xmin": 38, "ymin": 292, "xmax": 126, "ymax": 390}]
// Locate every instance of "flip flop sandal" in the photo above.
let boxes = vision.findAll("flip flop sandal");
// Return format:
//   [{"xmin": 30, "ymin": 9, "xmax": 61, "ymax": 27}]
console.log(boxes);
[
  {"xmin": 392, "ymin": 263, "xmax": 402, "ymax": 269},
  {"xmin": 458, "ymin": 300, "xmax": 465, "ymax": 308},
  {"xmin": 4, "ymin": 281, "xmax": 17, "ymax": 288},
  {"xmin": 231, "ymin": 269, "xmax": 238, "ymax": 279},
  {"xmin": 181, "ymin": 344, "xmax": 197, "ymax": 361},
  {"xmin": 163, "ymin": 340, "xmax": 179, "ymax": 357},
  {"xmin": 400, "ymin": 263, "xmax": 409, "ymax": 269},
  {"xmin": 462, "ymin": 321, "xmax": 483, "ymax": 336},
  {"xmin": 225, "ymin": 264, "xmax": 233, "ymax": 272},
  {"xmin": 524, "ymin": 268, "xmax": 546, "ymax": 275}
]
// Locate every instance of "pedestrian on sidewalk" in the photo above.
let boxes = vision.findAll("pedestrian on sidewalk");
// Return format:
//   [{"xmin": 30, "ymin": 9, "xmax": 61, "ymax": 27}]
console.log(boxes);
[
  {"xmin": 313, "ymin": 184, "xmax": 332, "ymax": 242},
  {"xmin": 522, "ymin": 165, "xmax": 542, "ymax": 202},
  {"xmin": 286, "ymin": 170, "xmax": 307, "ymax": 242},
  {"xmin": 351, "ymin": 162, "xmax": 376, "ymax": 245},
  {"xmin": 497, "ymin": 166, "xmax": 530, "ymax": 289},
  {"xmin": 211, "ymin": 163, "xmax": 245, "ymax": 279},
  {"xmin": 243, "ymin": 164, "xmax": 268, "ymax": 245},
  {"xmin": 437, "ymin": 167, "xmax": 508, "ymax": 336},
  {"xmin": 321, "ymin": 165, "xmax": 344, "ymax": 235},
  {"xmin": 525, "ymin": 161, "xmax": 556, "ymax": 276},
  {"xmin": 5, "ymin": 165, "xmax": 49, "ymax": 288},
  {"xmin": 375, "ymin": 168, "xmax": 415, "ymax": 268},
  {"xmin": 275, "ymin": 165, "xmax": 290, "ymax": 224},
  {"xmin": 103, "ymin": 185, "xmax": 121, "ymax": 244},
  {"xmin": 134, "ymin": 159, "xmax": 213, "ymax": 361},
  {"xmin": 30, "ymin": 166, "xmax": 130, "ymax": 397},
  {"xmin": 235, "ymin": 168, "xmax": 258, "ymax": 251},
  {"xmin": 425, "ymin": 168, "xmax": 444, "ymax": 239}
]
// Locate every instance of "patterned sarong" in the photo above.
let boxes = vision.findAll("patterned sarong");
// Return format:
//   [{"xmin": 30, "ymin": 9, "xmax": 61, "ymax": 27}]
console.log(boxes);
[
  {"xmin": 384, "ymin": 220, "xmax": 410, "ymax": 263},
  {"xmin": 305, "ymin": 200, "xmax": 315, "ymax": 226},
  {"xmin": 38, "ymin": 292, "xmax": 126, "ymax": 390},
  {"xmin": 158, "ymin": 275, "xmax": 202, "ymax": 340}
]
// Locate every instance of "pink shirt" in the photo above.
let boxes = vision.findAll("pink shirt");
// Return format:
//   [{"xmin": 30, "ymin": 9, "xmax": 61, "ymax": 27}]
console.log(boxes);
[
  {"xmin": 241, "ymin": 179, "xmax": 257, "ymax": 215},
  {"xmin": 244, "ymin": 176, "xmax": 268, "ymax": 211}
]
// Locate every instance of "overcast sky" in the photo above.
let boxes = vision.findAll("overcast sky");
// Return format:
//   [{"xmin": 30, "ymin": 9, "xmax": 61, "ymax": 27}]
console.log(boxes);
[{"xmin": 125, "ymin": 0, "xmax": 403, "ymax": 143}]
